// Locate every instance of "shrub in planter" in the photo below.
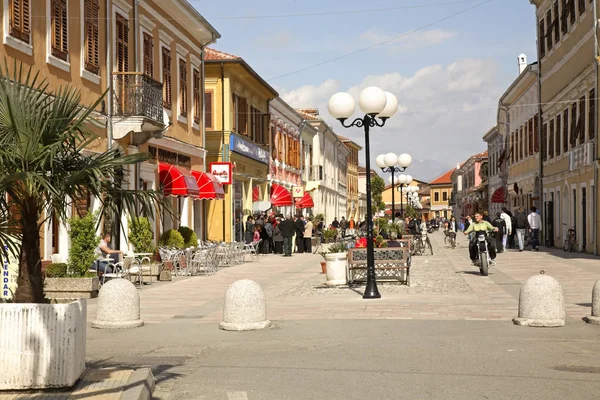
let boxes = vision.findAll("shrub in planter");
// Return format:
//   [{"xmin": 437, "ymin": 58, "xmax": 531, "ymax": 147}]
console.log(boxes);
[
  {"xmin": 45, "ymin": 263, "xmax": 68, "ymax": 278},
  {"xmin": 322, "ymin": 229, "xmax": 337, "ymax": 243},
  {"xmin": 68, "ymin": 212, "xmax": 99, "ymax": 277},
  {"xmin": 129, "ymin": 217, "xmax": 155, "ymax": 254},
  {"xmin": 178, "ymin": 226, "xmax": 198, "ymax": 248},
  {"xmin": 159, "ymin": 229, "xmax": 185, "ymax": 249}
]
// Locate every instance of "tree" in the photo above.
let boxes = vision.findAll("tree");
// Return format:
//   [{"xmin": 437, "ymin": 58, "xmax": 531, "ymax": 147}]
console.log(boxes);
[
  {"xmin": 405, "ymin": 205, "xmax": 419, "ymax": 219},
  {"xmin": 0, "ymin": 62, "xmax": 167, "ymax": 303},
  {"xmin": 370, "ymin": 175, "xmax": 386, "ymax": 213}
]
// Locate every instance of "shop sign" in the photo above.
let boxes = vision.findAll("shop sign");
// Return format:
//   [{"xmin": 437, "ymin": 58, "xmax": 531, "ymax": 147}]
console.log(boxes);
[
  {"xmin": 2, "ymin": 245, "xmax": 19, "ymax": 299},
  {"xmin": 209, "ymin": 162, "xmax": 233, "ymax": 185},
  {"xmin": 230, "ymin": 135, "xmax": 269, "ymax": 164},
  {"xmin": 292, "ymin": 186, "xmax": 304, "ymax": 198}
]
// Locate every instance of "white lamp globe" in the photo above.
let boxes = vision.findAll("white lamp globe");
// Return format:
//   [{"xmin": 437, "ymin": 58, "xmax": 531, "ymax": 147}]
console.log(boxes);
[
  {"xmin": 414, "ymin": 186, "xmax": 420, "ymax": 192},
  {"xmin": 384, "ymin": 152, "xmax": 398, "ymax": 167},
  {"xmin": 378, "ymin": 91, "xmax": 399, "ymax": 118},
  {"xmin": 359, "ymin": 86, "xmax": 387, "ymax": 115},
  {"xmin": 328, "ymin": 92, "xmax": 356, "ymax": 119},
  {"xmin": 405, "ymin": 175, "xmax": 413, "ymax": 184},
  {"xmin": 397, "ymin": 174, "xmax": 407, "ymax": 184},
  {"xmin": 375, "ymin": 154, "xmax": 386, "ymax": 169},
  {"xmin": 388, "ymin": 175, "xmax": 395, "ymax": 185},
  {"xmin": 397, "ymin": 153, "xmax": 412, "ymax": 168}
]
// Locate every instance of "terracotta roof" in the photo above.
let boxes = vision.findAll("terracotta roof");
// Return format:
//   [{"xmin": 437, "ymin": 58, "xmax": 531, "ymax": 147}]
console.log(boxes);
[
  {"xmin": 430, "ymin": 168, "xmax": 455, "ymax": 185},
  {"xmin": 295, "ymin": 108, "xmax": 320, "ymax": 121},
  {"xmin": 474, "ymin": 150, "xmax": 488, "ymax": 159},
  {"xmin": 204, "ymin": 48, "xmax": 241, "ymax": 61}
]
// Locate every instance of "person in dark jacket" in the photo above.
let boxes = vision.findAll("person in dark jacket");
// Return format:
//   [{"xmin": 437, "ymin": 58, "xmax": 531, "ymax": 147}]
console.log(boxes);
[
  {"xmin": 514, "ymin": 207, "xmax": 530, "ymax": 252},
  {"xmin": 295, "ymin": 216, "xmax": 305, "ymax": 253},
  {"xmin": 492, "ymin": 212, "xmax": 506, "ymax": 252},
  {"xmin": 272, "ymin": 218, "xmax": 283, "ymax": 254},
  {"xmin": 244, "ymin": 216, "xmax": 255, "ymax": 244},
  {"xmin": 278, "ymin": 215, "xmax": 296, "ymax": 256}
]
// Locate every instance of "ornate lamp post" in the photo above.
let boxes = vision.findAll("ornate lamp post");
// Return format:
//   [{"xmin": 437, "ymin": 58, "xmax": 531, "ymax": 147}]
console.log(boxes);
[
  {"xmin": 328, "ymin": 86, "xmax": 399, "ymax": 299},
  {"xmin": 396, "ymin": 174, "xmax": 413, "ymax": 219},
  {"xmin": 376, "ymin": 153, "xmax": 411, "ymax": 223}
]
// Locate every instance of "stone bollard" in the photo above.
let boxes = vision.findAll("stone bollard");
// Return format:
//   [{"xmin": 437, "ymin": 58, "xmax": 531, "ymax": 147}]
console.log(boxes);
[
  {"xmin": 92, "ymin": 279, "xmax": 144, "ymax": 329},
  {"xmin": 513, "ymin": 272, "xmax": 565, "ymax": 327},
  {"xmin": 220, "ymin": 279, "xmax": 270, "ymax": 331},
  {"xmin": 584, "ymin": 279, "xmax": 600, "ymax": 325}
]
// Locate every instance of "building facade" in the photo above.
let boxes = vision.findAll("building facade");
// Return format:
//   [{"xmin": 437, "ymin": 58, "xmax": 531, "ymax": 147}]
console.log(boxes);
[
  {"xmin": 339, "ymin": 136, "xmax": 362, "ymax": 221},
  {"xmin": 1, "ymin": 0, "xmax": 220, "ymax": 260},
  {"xmin": 530, "ymin": 0, "xmax": 597, "ymax": 253},
  {"xmin": 483, "ymin": 126, "xmax": 504, "ymax": 217},
  {"xmin": 429, "ymin": 168, "xmax": 455, "ymax": 219},
  {"xmin": 451, "ymin": 151, "xmax": 488, "ymax": 218}
]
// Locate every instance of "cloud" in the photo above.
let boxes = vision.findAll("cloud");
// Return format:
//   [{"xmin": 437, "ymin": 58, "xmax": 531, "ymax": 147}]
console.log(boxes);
[
  {"xmin": 279, "ymin": 59, "xmax": 503, "ymax": 181},
  {"xmin": 256, "ymin": 31, "xmax": 293, "ymax": 48},
  {"xmin": 359, "ymin": 28, "xmax": 458, "ymax": 53}
]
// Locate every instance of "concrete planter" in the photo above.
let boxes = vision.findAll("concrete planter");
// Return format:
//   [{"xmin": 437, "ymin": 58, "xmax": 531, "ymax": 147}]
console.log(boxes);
[
  {"xmin": 0, "ymin": 299, "xmax": 87, "ymax": 389},
  {"xmin": 44, "ymin": 277, "xmax": 99, "ymax": 300},
  {"xmin": 325, "ymin": 252, "xmax": 347, "ymax": 286}
]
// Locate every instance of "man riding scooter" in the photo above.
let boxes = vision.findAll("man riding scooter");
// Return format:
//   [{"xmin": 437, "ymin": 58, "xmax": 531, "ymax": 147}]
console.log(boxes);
[{"xmin": 463, "ymin": 212, "xmax": 499, "ymax": 265}]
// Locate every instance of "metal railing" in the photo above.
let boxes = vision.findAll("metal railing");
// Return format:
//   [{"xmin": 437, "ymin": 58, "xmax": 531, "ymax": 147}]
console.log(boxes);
[{"xmin": 112, "ymin": 72, "xmax": 163, "ymax": 123}]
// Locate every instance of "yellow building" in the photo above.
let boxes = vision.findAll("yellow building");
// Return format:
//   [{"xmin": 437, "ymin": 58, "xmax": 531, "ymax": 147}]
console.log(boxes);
[
  {"xmin": 429, "ymin": 168, "xmax": 455, "ymax": 219},
  {"xmin": 338, "ymin": 136, "xmax": 362, "ymax": 221},
  {"xmin": 530, "ymin": 0, "xmax": 597, "ymax": 253},
  {"xmin": 204, "ymin": 48, "xmax": 278, "ymax": 242},
  {"xmin": 381, "ymin": 179, "xmax": 428, "ymax": 218},
  {"xmin": 0, "ymin": 0, "xmax": 219, "ymax": 259}
]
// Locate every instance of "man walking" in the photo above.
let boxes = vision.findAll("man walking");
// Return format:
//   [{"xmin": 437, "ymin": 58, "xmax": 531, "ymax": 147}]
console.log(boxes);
[
  {"xmin": 295, "ymin": 215, "xmax": 305, "ymax": 253},
  {"xmin": 514, "ymin": 207, "xmax": 530, "ymax": 252},
  {"xmin": 492, "ymin": 212, "xmax": 506, "ymax": 252},
  {"xmin": 279, "ymin": 215, "xmax": 295, "ymax": 257},
  {"xmin": 527, "ymin": 206, "xmax": 542, "ymax": 251},
  {"xmin": 500, "ymin": 207, "xmax": 512, "ymax": 251}
]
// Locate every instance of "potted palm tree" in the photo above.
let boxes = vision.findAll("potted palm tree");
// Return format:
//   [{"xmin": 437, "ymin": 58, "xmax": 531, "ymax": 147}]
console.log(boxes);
[
  {"xmin": 320, "ymin": 242, "xmax": 348, "ymax": 286},
  {"xmin": 0, "ymin": 63, "xmax": 167, "ymax": 389}
]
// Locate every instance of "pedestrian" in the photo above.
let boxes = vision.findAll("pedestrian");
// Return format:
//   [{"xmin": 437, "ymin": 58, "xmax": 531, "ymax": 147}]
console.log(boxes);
[
  {"xmin": 500, "ymin": 207, "xmax": 512, "ymax": 251},
  {"xmin": 483, "ymin": 211, "xmax": 492, "ymax": 223},
  {"xmin": 387, "ymin": 231, "xmax": 402, "ymax": 247},
  {"xmin": 349, "ymin": 217, "xmax": 355, "ymax": 229},
  {"xmin": 331, "ymin": 217, "xmax": 340, "ymax": 229},
  {"xmin": 492, "ymin": 212, "xmax": 506, "ymax": 252},
  {"xmin": 279, "ymin": 215, "xmax": 295, "ymax": 257},
  {"xmin": 303, "ymin": 217, "xmax": 313, "ymax": 253},
  {"xmin": 527, "ymin": 206, "xmax": 542, "ymax": 251},
  {"xmin": 245, "ymin": 216, "xmax": 255, "ymax": 244},
  {"xmin": 272, "ymin": 218, "xmax": 283, "ymax": 254},
  {"xmin": 253, "ymin": 225, "xmax": 261, "ymax": 243},
  {"xmin": 340, "ymin": 217, "xmax": 348, "ymax": 237},
  {"xmin": 295, "ymin": 215, "xmax": 305, "ymax": 253},
  {"xmin": 262, "ymin": 219, "xmax": 273, "ymax": 254},
  {"xmin": 514, "ymin": 207, "xmax": 530, "ymax": 252}
]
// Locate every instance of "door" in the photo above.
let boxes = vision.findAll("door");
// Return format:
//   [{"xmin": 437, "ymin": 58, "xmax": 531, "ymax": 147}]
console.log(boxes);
[
  {"xmin": 545, "ymin": 201, "xmax": 553, "ymax": 247},
  {"xmin": 582, "ymin": 187, "xmax": 587, "ymax": 251}
]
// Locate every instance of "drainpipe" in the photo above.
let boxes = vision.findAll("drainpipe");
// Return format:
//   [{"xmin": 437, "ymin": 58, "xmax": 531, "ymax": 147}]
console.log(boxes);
[
  {"xmin": 221, "ymin": 62, "xmax": 226, "ymax": 241},
  {"xmin": 593, "ymin": 0, "xmax": 598, "ymax": 255},
  {"xmin": 106, "ymin": 0, "xmax": 113, "ymax": 150},
  {"xmin": 535, "ymin": 26, "xmax": 544, "ymax": 246}
]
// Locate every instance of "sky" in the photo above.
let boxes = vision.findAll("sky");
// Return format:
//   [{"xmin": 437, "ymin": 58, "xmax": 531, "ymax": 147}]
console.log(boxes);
[{"xmin": 191, "ymin": 0, "xmax": 537, "ymax": 182}]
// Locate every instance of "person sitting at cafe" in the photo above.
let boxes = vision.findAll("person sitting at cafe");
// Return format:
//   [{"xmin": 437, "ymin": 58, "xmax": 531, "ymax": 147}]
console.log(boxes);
[
  {"xmin": 93, "ymin": 232, "xmax": 123, "ymax": 274},
  {"xmin": 387, "ymin": 231, "xmax": 402, "ymax": 247}
]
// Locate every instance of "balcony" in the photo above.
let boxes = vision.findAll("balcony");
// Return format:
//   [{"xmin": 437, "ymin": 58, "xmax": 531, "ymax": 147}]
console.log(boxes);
[
  {"xmin": 112, "ymin": 72, "xmax": 166, "ymax": 145},
  {"xmin": 307, "ymin": 165, "xmax": 323, "ymax": 181}
]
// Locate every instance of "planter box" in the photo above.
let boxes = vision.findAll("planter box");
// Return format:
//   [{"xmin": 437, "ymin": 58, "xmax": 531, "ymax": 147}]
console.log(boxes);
[
  {"xmin": 325, "ymin": 252, "xmax": 348, "ymax": 286},
  {"xmin": 0, "ymin": 299, "xmax": 87, "ymax": 389},
  {"xmin": 44, "ymin": 277, "xmax": 99, "ymax": 300}
]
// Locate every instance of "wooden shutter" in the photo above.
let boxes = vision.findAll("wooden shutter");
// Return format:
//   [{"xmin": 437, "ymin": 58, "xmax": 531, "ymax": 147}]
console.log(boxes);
[
  {"xmin": 561, "ymin": 0, "xmax": 568, "ymax": 34},
  {"xmin": 162, "ymin": 47, "xmax": 172, "ymax": 109},
  {"xmin": 578, "ymin": 0, "xmax": 585, "ymax": 14},
  {"xmin": 528, "ymin": 119, "xmax": 534, "ymax": 155},
  {"xmin": 520, "ymin": 127, "xmax": 524, "ymax": 159},
  {"xmin": 73, "ymin": 190, "xmax": 91, "ymax": 217},
  {"xmin": 51, "ymin": 0, "xmax": 68, "ymax": 60},
  {"xmin": 549, "ymin": 119, "xmax": 555, "ymax": 158},
  {"xmin": 553, "ymin": 1, "xmax": 560, "ymax": 42},
  {"xmin": 546, "ymin": 10, "xmax": 553, "ymax": 51},
  {"xmin": 143, "ymin": 33, "xmax": 154, "ymax": 77},
  {"xmin": 539, "ymin": 18, "xmax": 546, "ymax": 58},
  {"xmin": 238, "ymin": 97, "xmax": 247, "ymax": 135},
  {"xmin": 9, "ymin": 0, "xmax": 30, "ymax": 43},
  {"xmin": 534, "ymin": 114, "xmax": 539, "ymax": 152},
  {"xmin": 84, "ymin": 0, "xmax": 99, "ymax": 74},
  {"xmin": 204, "ymin": 90, "xmax": 213, "ymax": 128},
  {"xmin": 569, "ymin": 0, "xmax": 575, "ymax": 23},
  {"xmin": 556, "ymin": 114, "xmax": 562, "ymax": 155},
  {"xmin": 510, "ymin": 132, "xmax": 514, "ymax": 163},
  {"xmin": 579, "ymin": 96, "xmax": 586, "ymax": 142},
  {"xmin": 570, "ymin": 103, "xmax": 577, "ymax": 146},
  {"xmin": 589, "ymin": 89, "xmax": 595, "ymax": 140},
  {"xmin": 192, "ymin": 69, "xmax": 200, "ymax": 123},
  {"xmin": 116, "ymin": 14, "xmax": 129, "ymax": 72},
  {"xmin": 179, "ymin": 59, "xmax": 188, "ymax": 116},
  {"xmin": 563, "ymin": 109, "xmax": 569, "ymax": 152},
  {"xmin": 542, "ymin": 123, "xmax": 548, "ymax": 162}
]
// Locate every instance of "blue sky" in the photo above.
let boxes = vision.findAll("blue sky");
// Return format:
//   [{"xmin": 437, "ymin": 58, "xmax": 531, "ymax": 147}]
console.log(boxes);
[{"xmin": 192, "ymin": 0, "xmax": 537, "ymax": 181}]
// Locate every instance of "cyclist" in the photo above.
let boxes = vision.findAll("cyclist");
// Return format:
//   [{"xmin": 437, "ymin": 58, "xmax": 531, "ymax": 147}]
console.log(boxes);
[{"xmin": 463, "ymin": 212, "xmax": 499, "ymax": 265}]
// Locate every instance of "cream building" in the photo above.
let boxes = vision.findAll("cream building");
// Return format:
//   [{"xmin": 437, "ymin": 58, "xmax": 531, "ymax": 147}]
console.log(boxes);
[{"xmin": 339, "ymin": 136, "xmax": 362, "ymax": 221}]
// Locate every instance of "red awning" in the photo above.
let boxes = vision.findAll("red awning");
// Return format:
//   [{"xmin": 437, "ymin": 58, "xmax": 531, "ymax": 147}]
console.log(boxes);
[
  {"xmin": 295, "ymin": 192, "xmax": 314, "ymax": 209},
  {"xmin": 159, "ymin": 162, "xmax": 199, "ymax": 197},
  {"xmin": 252, "ymin": 186, "xmax": 260, "ymax": 202},
  {"xmin": 190, "ymin": 170, "xmax": 225, "ymax": 200},
  {"xmin": 491, "ymin": 187, "xmax": 507, "ymax": 204},
  {"xmin": 270, "ymin": 183, "xmax": 293, "ymax": 207}
]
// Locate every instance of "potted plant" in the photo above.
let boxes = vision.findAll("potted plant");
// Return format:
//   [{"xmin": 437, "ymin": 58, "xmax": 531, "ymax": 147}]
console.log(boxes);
[
  {"xmin": 0, "ymin": 63, "xmax": 166, "ymax": 389},
  {"xmin": 322, "ymin": 228, "xmax": 337, "ymax": 243},
  {"xmin": 320, "ymin": 242, "xmax": 348, "ymax": 286}
]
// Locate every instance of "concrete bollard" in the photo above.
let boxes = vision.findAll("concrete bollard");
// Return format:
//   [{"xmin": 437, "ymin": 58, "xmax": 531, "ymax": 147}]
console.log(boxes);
[
  {"xmin": 584, "ymin": 279, "xmax": 600, "ymax": 325},
  {"xmin": 513, "ymin": 272, "xmax": 565, "ymax": 327},
  {"xmin": 92, "ymin": 279, "xmax": 144, "ymax": 329},
  {"xmin": 220, "ymin": 279, "xmax": 270, "ymax": 331}
]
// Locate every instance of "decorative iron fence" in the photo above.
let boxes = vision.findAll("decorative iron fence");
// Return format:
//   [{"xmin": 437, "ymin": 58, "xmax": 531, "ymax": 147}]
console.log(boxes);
[{"xmin": 112, "ymin": 72, "xmax": 163, "ymax": 123}]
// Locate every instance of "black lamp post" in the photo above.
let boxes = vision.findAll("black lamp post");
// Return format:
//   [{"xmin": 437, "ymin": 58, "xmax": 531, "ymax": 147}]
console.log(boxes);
[
  {"xmin": 328, "ymin": 87, "xmax": 399, "ymax": 299},
  {"xmin": 397, "ymin": 175, "xmax": 413, "ymax": 219},
  {"xmin": 376, "ymin": 154, "xmax": 411, "ymax": 221}
]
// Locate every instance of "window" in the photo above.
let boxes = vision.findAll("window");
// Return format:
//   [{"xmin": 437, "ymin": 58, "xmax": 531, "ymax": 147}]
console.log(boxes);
[
  {"xmin": 115, "ymin": 14, "xmax": 129, "ymax": 72},
  {"xmin": 510, "ymin": 132, "xmax": 515, "ymax": 163},
  {"xmin": 434, "ymin": 192, "xmax": 440, "ymax": 202},
  {"xmin": 570, "ymin": 102, "xmax": 577, "ymax": 147},
  {"xmin": 143, "ymin": 33, "xmax": 153, "ymax": 77},
  {"xmin": 9, "ymin": 0, "xmax": 30, "ymax": 43},
  {"xmin": 192, "ymin": 68, "xmax": 201, "ymax": 124},
  {"xmin": 546, "ymin": 10, "xmax": 553, "ymax": 51},
  {"xmin": 179, "ymin": 59, "xmax": 187, "ymax": 116},
  {"xmin": 534, "ymin": 115, "xmax": 539, "ymax": 152},
  {"xmin": 50, "ymin": 0, "xmax": 68, "ymax": 60},
  {"xmin": 549, "ymin": 119, "xmax": 555, "ymax": 158},
  {"xmin": 162, "ymin": 47, "xmax": 172, "ymax": 109},
  {"xmin": 539, "ymin": 18, "xmax": 546, "ymax": 58},
  {"xmin": 589, "ymin": 88, "xmax": 595, "ymax": 141},
  {"xmin": 556, "ymin": 114, "xmax": 561, "ymax": 155},
  {"xmin": 528, "ymin": 119, "xmax": 534, "ymax": 155},
  {"xmin": 553, "ymin": 1, "xmax": 560, "ymax": 42},
  {"xmin": 579, "ymin": 95, "xmax": 585, "ymax": 143},
  {"xmin": 561, "ymin": 0, "xmax": 568, "ymax": 34},
  {"xmin": 83, "ymin": 0, "xmax": 99, "ymax": 74},
  {"xmin": 443, "ymin": 191, "xmax": 448, "ymax": 201},
  {"xmin": 235, "ymin": 96, "xmax": 248, "ymax": 135},
  {"xmin": 520, "ymin": 126, "xmax": 524, "ymax": 160},
  {"xmin": 563, "ymin": 108, "xmax": 569, "ymax": 152},
  {"xmin": 578, "ymin": 0, "xmax": 585, "ymax": 15},
  {"xmin": 542, "ymin": 123, "xmax": 548, "ymax": 162},
  {"xmin": 569, "ymin": 0, "xmax": 575, "ymax": 23}
]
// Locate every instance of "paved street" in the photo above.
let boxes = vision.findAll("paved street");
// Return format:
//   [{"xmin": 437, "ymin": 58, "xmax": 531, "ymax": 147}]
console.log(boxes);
[{"xmin": 83, "ymin": 232, "xmax": 600, "ymax": 399}]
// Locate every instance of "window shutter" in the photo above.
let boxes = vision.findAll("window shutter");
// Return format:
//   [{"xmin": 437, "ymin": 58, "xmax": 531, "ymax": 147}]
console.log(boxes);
[
  {"xmin": 553, "ymin": 1, "xmax": 559, "ymax": 42},
  {"xmin": 563, "ymin": 109, "xmax": 569, "ymax": 151},
  {"xmin": 143, "ymin": 33, "xmax": 153, "ymax": 77},
  {"xmin": 116, "ymin": 15, "xmax": 129, "ymax": 72},
  {"xmin": 542, "ymin": 123, "xmax": 548, "ymax": 162},
  {"xmin": 556, "ymin": 114, "xmax": 561, "ymax": 155},
  {"xmin": 162, "ymin": 47, "xmax": 172, "ymax": 109},
  {"xmin": 179, "ymin": 59, "xmax": 188, "ymax": 116},
  {"xmin": 549, "ymin": 119, "xmax": 555, "ymax": 158},
  {"xmin": 569, "ymin": 0, "xmax": 575, "ymax": 23},
  {"xmin": 528, "ymin": 119, "xmax": 534, "ymax": 155},
  {"xmin": 578, "ymin": 0, "xmax": 585, "ymax": 14},
  {"xmin": 193, "ymin": 70, "xmax": 201, "ymax": 124},
  {"xmin": 570, "ymin": 103, "xmax": 577, "ymax": 146},
  {"xmin": 204, "ymin": 91, "xmax": 213, "ymax": 128},
  {"xmin": 520, "ymin": 126, "xmax": 524, "ymax": 159},
  {"xmin": 546, "ymin": 10, "xmax": 553, "ymax": 51},
  {"xmin": 51, "ymin": 0, "xmax": 68, "ymax": 60},
  {"xmin": 9, "ymin": 0, "xmax": 30, "ymax": 43},
  {"xmin": 239, "ymin": 98, "xmax": 247, "ymax": 135},
  {"xmin": 589, "ymin": 89, "xmax": 595, "ymax": 140},
  {"xmin": 579, "ymin": 96, "xmax": 586, "ymax": 143},
  {"xmin": 73, "ymin": 190, "xmax": 91, "ymax": 217},
  {"xmin": 534, "ymin": 114, "xmax": 539, "ymax": 152},
  {"xmin": 539, "ymin": 18, "xmax": 546, "ymax": 58},
  {"xmin": 561, "ymin": 0, "xmax": 568, "ymax": 34},
  {"xmin": 84, "ymin": 0, "xmax": 99, "ymax": 74}
]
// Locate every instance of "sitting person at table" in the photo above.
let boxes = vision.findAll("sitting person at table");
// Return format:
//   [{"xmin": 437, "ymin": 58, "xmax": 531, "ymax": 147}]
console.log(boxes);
[
  {"xmin": 387, "ymin": 231, "xmax": 402, "ymax": 247},
  {"xmin": 92, "ymin": 232, "xmax": 123, "ymax": 274}
]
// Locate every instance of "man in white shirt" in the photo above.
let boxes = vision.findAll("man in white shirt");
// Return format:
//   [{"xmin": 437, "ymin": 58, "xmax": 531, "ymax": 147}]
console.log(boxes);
[
  {"xmin": 527, "ymin": 206, "xmax": 542, "ymax": 251},
  {"xmin": 500, "ymin": 208, "xmax": 512, "ymax": 251}
]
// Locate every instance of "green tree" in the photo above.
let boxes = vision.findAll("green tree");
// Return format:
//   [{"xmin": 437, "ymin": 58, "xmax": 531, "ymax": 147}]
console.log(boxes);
[
  {"xmin": 405, "ymin": 205, "xmax": 419, "ymax": 219},
  {"xmin": 129, "ymin": 217, "xmax": 155, "ymax": 254},
  {"xmin": 68, "ymin": 212, "xmax": 99, "ymax": 276},
  {"xmin": 370, "ymin": 175, "xmax": 386, "ymax": 213},
  {"xmin": 0, "ymin": 62, "xmax": 168, "ymax": 303}
]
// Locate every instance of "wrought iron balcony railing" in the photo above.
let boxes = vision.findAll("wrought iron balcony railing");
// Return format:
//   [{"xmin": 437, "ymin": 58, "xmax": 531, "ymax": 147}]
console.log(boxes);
[{"xmin": 112, "ymin": 72, "xmax": 163, "ymax": 123}]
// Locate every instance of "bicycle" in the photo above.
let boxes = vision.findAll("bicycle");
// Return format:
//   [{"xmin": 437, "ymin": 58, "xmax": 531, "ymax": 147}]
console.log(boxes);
[
  {"xmin": 563, "ymin": 226, "xmax": 576, "ymax": 252},
  {"xmin": 443, "ymin": 230, "xmax": 457, "ymax": 249}
]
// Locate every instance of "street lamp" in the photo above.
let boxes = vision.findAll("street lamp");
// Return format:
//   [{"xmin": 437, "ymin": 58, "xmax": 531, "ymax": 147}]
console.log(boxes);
[
  {"xmin": 396, "ymin": 174, "xmax": 413, "ymax": 219},
  {"xmin": 328, "ymin": 86, "xmax": 399, "ymax": 299},
  {"xmin": 376, "ymin": 153, "xmax": 411, "ymax": 223}
]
